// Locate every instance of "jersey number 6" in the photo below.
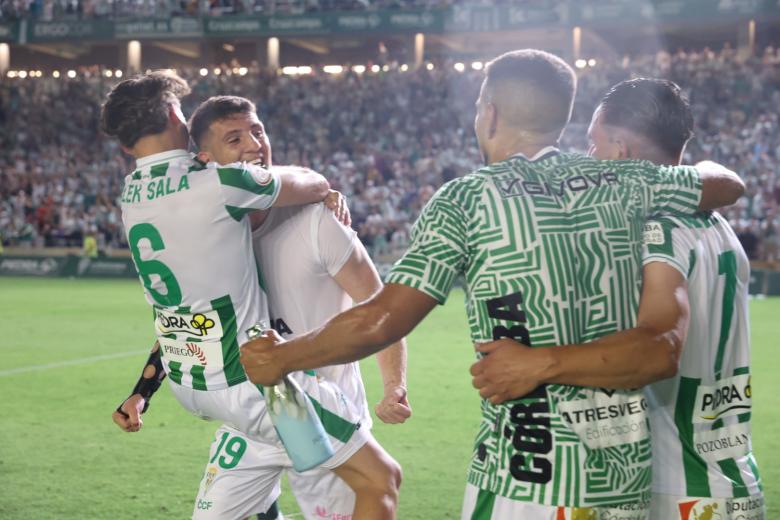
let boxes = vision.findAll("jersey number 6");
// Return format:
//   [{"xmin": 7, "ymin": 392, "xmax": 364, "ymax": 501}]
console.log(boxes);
[{"xmin": 128, "ymin": 223, "xmax": 183, "ymax": 307}]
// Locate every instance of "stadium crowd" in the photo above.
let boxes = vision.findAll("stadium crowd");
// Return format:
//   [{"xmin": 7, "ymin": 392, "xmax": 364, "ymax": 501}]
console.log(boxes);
[
  {"xmin": 0, "ymin": 0, "xmax": 474, "ymax": 20},
  {"xmin": 1, "ymin": 46, "xmax": 779, "ymax": 261}
]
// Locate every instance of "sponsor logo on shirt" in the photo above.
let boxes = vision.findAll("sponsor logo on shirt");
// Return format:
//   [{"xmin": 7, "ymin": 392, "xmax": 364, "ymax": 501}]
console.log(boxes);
[
  {"xmin": 495, "ymin": 171, "xmax": 619, "ymax": 200},
  {"xmin": 557, "ymin": 390, "xmax": 650, "ymax": 449},
  {"xmin": 555, "ymin": 505, "xmax": 648, "ymax": 520},
  {"xmin": 693, "ymin": 374, "xmax": 752, "ymax": 424},
  {"xmin": 643, "ymin": 222, "xmax": 665, "ymax": 245},
  {"xmin": 270, "ymin": 316, "xmax": 293, "ymax": 336},
  {"xmin": 155, "ymin": 309, "xmax": 223, "ymax": 341},
  {"xmin": 158, "ymin": 338, "xmax": 224, "ymax": 368},
  {"xmin": 692, "ymin": 422, "xmax": 752, "ymax": 462},
  {"xmin": 678, "ymin": 496, "xmax": 764, "ymax": 520}
]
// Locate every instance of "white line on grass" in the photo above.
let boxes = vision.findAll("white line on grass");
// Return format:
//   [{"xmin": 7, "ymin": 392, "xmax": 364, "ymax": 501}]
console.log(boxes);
[{"xmin": 0, "ymin": 349, "xmax": 149, "ymax": 377}]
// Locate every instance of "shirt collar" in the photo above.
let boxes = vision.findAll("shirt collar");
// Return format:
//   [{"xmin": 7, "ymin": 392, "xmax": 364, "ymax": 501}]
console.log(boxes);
[
  {"xmin": 135, "ymin": 149, "xmax": 191, "ymax": 169},
  {"xmin": 508, "ymin": 146, "xmax": 560, "ymax": 162}
]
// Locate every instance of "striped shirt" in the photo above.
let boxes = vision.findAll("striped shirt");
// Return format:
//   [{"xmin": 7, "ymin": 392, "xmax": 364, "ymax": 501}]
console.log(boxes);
[
  {"xmin": 643, "ymin": 212, "xmax": 762, "ymax": 498},
  {"xmin": 387, "ymin": 150, "xmax": 703, "ymax": 508},
  {"xmin": 120, "ymin": 149, "xmax": 280, "ymax": 390}
]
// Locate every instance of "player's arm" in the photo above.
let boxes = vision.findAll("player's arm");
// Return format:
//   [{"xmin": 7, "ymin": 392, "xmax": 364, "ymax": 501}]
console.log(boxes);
[
  {"xmin": 112, "ymin": 341, "xmax": 167, "ymax": 432},
  {"xmin": 644, "ymin": 161, "xmax": 743, "ymax": 216},
  {"xmin": 471, "ymin": 264, "xmax": 689, "ymax": 403},
  {"xmin": 695, "ymin": 161, "xmax": 745, "ymax": 210},
  {"xmin": 271, "ymin": 166, "xmax": 330, "ymax": 207},
  {"xmin": 332, "ymin": 242, "xmax": 412, "ymax": 424},
  {"xmin": 241, "ymin": 283, "xmax": 437, "ymax": 386},
  {"xmin": 240, "ymin": 181, "xmax": 467, "ymax": 386}
]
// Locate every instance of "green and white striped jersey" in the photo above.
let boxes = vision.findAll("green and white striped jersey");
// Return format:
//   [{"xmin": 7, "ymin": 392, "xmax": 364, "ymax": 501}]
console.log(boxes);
[
  {"xmin": 120, "ymin": 149, "xmax": 280, "ymax": 391},
  {"xmin": 386, "ymin": 148, "xmax": 703, "ymax": 509},
  {"xmin": 642, "ymin": 212, "xmax": 761, "ymax": 498}
]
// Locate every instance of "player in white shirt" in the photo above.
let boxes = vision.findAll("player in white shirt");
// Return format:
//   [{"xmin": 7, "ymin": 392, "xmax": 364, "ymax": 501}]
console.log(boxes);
[
  {"xmin": 104, "ymin": 72, "xmax": 402, "ymax": 519},
  {"xmin": 185, "ymin": 95, "xmax": 410, "ymax": 520},
  {"xmin": 590, "ymin": 79, "xmax": 763, "ymax": 520}
]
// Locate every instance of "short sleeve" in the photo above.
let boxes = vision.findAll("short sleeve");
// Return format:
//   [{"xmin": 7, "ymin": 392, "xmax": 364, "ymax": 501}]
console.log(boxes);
[
  {"xmin": 386, "ymin": 183, "xmax": 468, "ymax": 304},
  {"xmin": 216, "ymin": 162, "xmax": 281, "ymax": 221},
  {"xmin": 644, "ymin": 163, "xmax": 702, "ymax": 216},
  {"xmin": 315, "ymin": 204, "xmax": 358, "ymax": 276},
  {"xmin": 642, "ymin": 217, "xmax": 698, "ymax": 278}
]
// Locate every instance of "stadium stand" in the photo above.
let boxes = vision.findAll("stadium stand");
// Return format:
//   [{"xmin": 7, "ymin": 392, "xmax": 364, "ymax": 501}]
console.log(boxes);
[
  {"xmin": 1, "ymin": 46, "xmax": 779, "ymax": 262},
  {"xmin": 0, "ymin": 0, "xmax": 464, "ymax": 21}
]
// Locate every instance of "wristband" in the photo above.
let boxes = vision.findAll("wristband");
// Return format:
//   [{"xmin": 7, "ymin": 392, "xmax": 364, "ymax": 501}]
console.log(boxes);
[{"xmin": 117, "ymin": 344, "xmax": 166, "ymax": 416}]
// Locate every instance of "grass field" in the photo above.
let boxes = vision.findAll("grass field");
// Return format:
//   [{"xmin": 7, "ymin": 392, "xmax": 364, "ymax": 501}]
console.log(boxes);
[{"xmin": 0, "ymin": 277, "xmax": 776, "ymax": 519}]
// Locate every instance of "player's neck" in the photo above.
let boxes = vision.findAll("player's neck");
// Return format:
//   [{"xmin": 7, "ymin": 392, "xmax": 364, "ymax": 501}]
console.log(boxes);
[
  {"xmin": 487, "ymin": 137, "xmax": 558, "ymax": 165},
  {"xmin": 130, "ymin": 132, "xmax": 189, "ymax": 162}
]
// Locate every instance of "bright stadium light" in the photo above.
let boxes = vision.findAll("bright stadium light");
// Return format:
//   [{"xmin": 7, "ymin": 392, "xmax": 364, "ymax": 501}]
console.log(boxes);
[
  {"xmin": 323, "ymin": 65, "xmax": 343, "ymax": 74},
  {"xmin": 352, "ymin": 65, "xmax": 366, "ymax": 74},
  {"xmin": 471, "ymin": 61, "xmax": 483, "ymax": 70},
  {"xmin": 426, "ymin": 63, "xmax": 434, "ymax": 71},
  {"xmin": 67, "ymin": 70, "xmax": 77, "ymax": 78},
  {"xmin": 298, "ymin": 66, "xmax": 312, "ymax": 75},
  {"xmin": 213, "ymin": 68, "xmax": 221, "ymax": 75},
  {"xmin": 371, "ymin": 64, "xmax": 380, "ymax": 73},
  {"xmin": 382, "ymin": 65, "xmax": 390, "ymax": 72},
  {"xmin": 575, "ymin": 59, "xmax": 587, "ymax": 69},
  {"xmin": 282, "ymin": 66, "xmax": 298, "ymax": 75},
  {"xmin": 238, "ymin": 67, "xmax": 248, "ymax": 76},
  {"xmin": 400, "ymin": 64, "xmax": 408, "ymax": 72},
  {"xmin": 18, "ymin": 70, "xmax": 27, "ymax": 79},
  {"xmin": 588, "ymin": 58, "xmax": 597, "ymax": 67},
  {"xmin": 199, "ymin": 68, "xmax": 208, "ymax": 76},
  {"xmin": 454, "ymin": 62, "xmax": 465, "ymax": 72},
  {"xmin": 52, "ymin": 70, "xmax": 60, "ymax": 78},
  {"xmin": 115, "ymin": 70, "xmax": 123, "ymax": 78},
  {"xmin": 104, "ymin": 69, "xmax": 113, "ymax": 78},
  {"xmin": 7, "ymin": 70, "xmax": 16, "ymax": 78}
]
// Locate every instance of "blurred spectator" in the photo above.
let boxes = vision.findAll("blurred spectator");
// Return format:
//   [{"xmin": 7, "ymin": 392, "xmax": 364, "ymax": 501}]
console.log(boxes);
[{"xmin": 1, "ymin": 47, "xmax": 779, "ymax": 262}]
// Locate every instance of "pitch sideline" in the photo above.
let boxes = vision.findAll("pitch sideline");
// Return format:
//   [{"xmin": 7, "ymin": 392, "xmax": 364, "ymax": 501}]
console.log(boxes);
[{"xmin": 0, "ymin": 349, "xmax": 149, "ymax": 377}]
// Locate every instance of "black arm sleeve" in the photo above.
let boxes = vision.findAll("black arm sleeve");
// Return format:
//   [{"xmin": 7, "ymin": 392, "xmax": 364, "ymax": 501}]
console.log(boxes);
[{"xmin": 116, "ymin": 342, "xmax": 167, "ymax": 416}]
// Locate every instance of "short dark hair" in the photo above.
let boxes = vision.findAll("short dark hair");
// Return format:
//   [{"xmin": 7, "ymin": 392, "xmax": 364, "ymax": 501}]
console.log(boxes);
[
  {"xmin": 599, "ymin": 78, "xmax": 694, "ymax": 158},
  {"xmin": 189, "ymin": 96, "xmax": 257, "ymax": 149},
  {"xmin": 484, "ymin": 49, "xmax": 577, "ymax": 134},
  {"xmin": 100, "ymin": 70, "xmax": 190, "ymax": 148}
]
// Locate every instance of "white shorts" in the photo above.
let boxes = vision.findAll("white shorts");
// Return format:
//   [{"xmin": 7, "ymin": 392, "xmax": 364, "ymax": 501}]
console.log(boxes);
[
  {"xmin": 168, "ymin": 376, "xmax": 369, "ymax": 519},
  {"xmin": 650, "ymin": 492, "xmax": 765, "ymax": 520},
  {"xmin": 461, "ymin": 483, "xmax": 649, "ymax": 520},
  {"xmin": 288, "ymin": 465, "xmax": 356, "ymax": 520},
  {"xmin": 194, "ymin": 424, "xmax": 359, "ymax": 520}
]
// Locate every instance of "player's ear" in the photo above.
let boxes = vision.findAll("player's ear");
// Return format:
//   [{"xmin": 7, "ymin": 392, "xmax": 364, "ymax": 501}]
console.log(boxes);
[
  {"xmin": 168, "ymin": 103, "xmax": 186, "ymax": 128},
  {"xmin": 196, "ymin": 150, "xmax": 211, "ymax": 163},
  {"xmin": 610, "ymin": 131, "xmax": 630, "ymax": 160},
  {"xmin": 615, "ymin": 138, "xmax": 630, "ymax": 160},
  {"xmin": 487, "ymin": 102, "xmax": 498, "ymax": 139}
]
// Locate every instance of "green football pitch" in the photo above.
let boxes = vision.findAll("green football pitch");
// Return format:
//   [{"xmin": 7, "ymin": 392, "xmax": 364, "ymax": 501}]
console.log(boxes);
[{"xmin": 0, "ymin": 277, "xmax": 776, "ymax": 519}]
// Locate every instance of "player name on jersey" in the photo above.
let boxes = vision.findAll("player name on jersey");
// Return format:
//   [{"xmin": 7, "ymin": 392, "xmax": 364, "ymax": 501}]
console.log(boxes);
[{"xmin": 121, "ymin": 175, "xmax": 191, "ymax": 203}]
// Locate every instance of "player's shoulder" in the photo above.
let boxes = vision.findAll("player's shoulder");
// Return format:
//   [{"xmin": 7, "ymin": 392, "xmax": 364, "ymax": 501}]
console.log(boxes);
[
  {"xmin": 433, "ymin": 169, "xmax": 490, "ymax": 203},
  {"xmin": 649, "ymin": 211, "xmax": 720, "ymax": 231}
]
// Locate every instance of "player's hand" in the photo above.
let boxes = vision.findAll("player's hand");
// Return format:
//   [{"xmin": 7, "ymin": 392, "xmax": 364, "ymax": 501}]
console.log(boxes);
[
  {"xmin": 470, "ymin": 339, "xmax": 551, "ymax": 405},
  {"xmin": 240, "ymin": 329, "xmax": 287, "ymax": 386},
  {"xmin": 375, "ymin": 385, "xmax": 412, "ymax": 424},
  {"xmin": 324, "ymin": 190, "xmax": 351, "ymax": 227},
  {"xmin": 112, "ymin": 394, "xmax": 146, "ymax": 433}
]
